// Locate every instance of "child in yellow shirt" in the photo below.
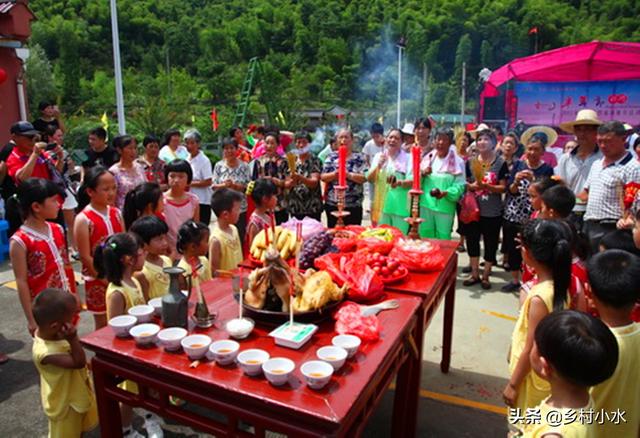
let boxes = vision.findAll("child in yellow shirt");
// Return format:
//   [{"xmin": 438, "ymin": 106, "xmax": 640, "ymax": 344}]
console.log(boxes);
[
  {"xmin": 588, "ymin": 250, "xmax": 640, "ymax": 438},
  {"xmin": 522, "ymin": 310, "xmax": 618, "ymax": 437},
  {"xmin": 505, "ymin": 220, "xmax": 573, "ymax": 433},
  {"xmin": 130, "ymin": 216, "xmax": 172, "ymax": 300},
  {"xmin": 94, "ymin": 232, "xmax": 164, "ymax": 438},
  {"xmin": 209, "ymin": 188, "xmax": 244, "ymax": 272},
  {"xmin": 177, "ymin": 220, "xmax": 212, "ymax": 289},
  {"xmin": 32, "ymin": 288, "xmax": 98, "ymax": 438}
]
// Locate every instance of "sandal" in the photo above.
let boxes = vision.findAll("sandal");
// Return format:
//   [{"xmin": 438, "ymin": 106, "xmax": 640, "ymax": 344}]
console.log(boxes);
[
  {"xmin": 456, "ymin": 244, "xmax": 466, "ymax": 253},
  {"xmin": 463, "ymin": 276, "xmax": 481, "ymax": 286},
  {"xmin": 481, "ymin": 279, "xmax": 492, "ymax": 290}
]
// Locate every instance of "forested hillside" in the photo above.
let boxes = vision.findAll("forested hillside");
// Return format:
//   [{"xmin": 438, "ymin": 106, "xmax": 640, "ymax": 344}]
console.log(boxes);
[{"xmin": 26, "ymin": 0, "xmax": 640, "ymax": 140}]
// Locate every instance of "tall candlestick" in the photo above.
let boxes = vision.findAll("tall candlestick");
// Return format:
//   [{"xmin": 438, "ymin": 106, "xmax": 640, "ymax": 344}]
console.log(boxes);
[
  {"xmin": 289, "ymin": 271, "xmax": 295, "ymax": 325},
  {"xmin": 412, "ymin": 145, "xmax": 421, "ymax": 191},
  {"xmin": 338, "ymin": 145, "xmax": 347, "ymax": 187}
]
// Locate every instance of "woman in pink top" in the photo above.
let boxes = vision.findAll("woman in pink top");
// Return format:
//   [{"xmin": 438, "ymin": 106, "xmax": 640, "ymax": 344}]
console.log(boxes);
[
  {"xmin": 109, "ymin": 135, "xmax": 146, "ymax": 210},
  {"xmin": 163, "ymin": 159, "xmax": 200, "ymax": 259}
]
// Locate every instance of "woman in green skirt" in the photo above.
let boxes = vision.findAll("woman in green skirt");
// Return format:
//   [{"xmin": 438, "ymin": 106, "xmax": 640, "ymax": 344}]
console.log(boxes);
[
  {"xmin": 366, "ymin": 128, "xmax": 412, "ymax": 234},
  {"xmin": 417, "ymin": 127, "xmax": 465, "ymax": 239}
]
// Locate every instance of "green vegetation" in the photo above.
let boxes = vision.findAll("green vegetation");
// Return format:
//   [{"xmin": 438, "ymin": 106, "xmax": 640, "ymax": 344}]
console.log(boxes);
[{"xmin": 27, "ymin": 0, "xmax": 640, "ymax": 143}]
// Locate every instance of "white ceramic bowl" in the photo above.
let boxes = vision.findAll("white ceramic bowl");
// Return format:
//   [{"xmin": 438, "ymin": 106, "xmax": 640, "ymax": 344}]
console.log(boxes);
[
  {"xmin": 180, "ymin": 334, "xmax": 212, "ymax": 360},
  {"xmin": 262, "ymin": 357, "xmax": 295, "ymax": 386},
  {"xmin": 157, "ymin": 327, "xmax": 187, "ymax": 351},
  {"xmin": 332, "ymin": 334, "xmax": 361, "ymax": 358},
  {"xmin": 301, "ymin": 360, "xmax": 334, "ymax": 390},
  {"xmin": 128, "ymin": 304, "xmax": 155, "ymax": 323},
  {"xmin": 237, "ymin": 349, "xmax": 270, "ymax": 376},
  {"xmin": 129, "ymin": 323, "xmax": 160, "ymax": 346},
  {"xmin": 317, "ymin": 346, "xmax": 348, "ymax": 371},
  {"xmin": 108, "ymin": 315, "xmax": 137, "ymax": 337},
  {"xmin": 225, "ymin": 318, "xmax": 255, "ymax": 340},
  {"xmin": 148, "ymin": 298, "xmax": 163, "ymax": 317},
  {"xmin": 207, "ymin": 340, "xmax": 240, "ymax": 365}
]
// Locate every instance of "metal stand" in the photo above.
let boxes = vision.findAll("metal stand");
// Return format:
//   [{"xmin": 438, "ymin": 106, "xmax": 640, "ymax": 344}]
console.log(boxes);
[
  {"xmin": 331, "ymin": 185, "xmax": 350, "ymax": 228},
  {"xmin": 404, "ymin": 189, "xmax": 424, "ymax": 240}
]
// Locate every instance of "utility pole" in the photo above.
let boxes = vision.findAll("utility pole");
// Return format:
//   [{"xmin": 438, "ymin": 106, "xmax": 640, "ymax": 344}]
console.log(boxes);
[
  {"xmin": 460, "ymin": 61, "xmax": 466, "ymax": 127},
  {"xmin": 422, "ymin": 62, "xmax": 428, "ymax": 115},
  {"xmin": 396, "ymin": 37, "xmax": 406, "ymax": 128},
  {"xmin": 110, "ymin": 0, "xmax": 126, "ymax": 134}
]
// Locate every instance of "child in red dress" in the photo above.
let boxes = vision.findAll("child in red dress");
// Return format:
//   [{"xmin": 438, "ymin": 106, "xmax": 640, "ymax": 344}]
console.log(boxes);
[
  {"xmin": 10, "ymin": 178, "xmax": 78, "ymax": 336},
  {"xmin": 73, "ymin": 166, "xmax": 124, "ymax": 330}
]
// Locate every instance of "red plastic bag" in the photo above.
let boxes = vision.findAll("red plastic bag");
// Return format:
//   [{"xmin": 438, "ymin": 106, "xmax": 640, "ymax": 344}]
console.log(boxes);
[
  {"xmin": 344, "ymin": 251, "xmax": 385, "ymax": 302},
  {"xmin": 356, "ymin": 237, "xmax": 395, "ymax": 255},
  {"xmin": 459, "ymin": 192, "xmax": 480, "ymax": 224},
  {"xmin": 314, "ymin": 253, "xmax": 351, "ymax": 286},
  {"xmin": 355, "ymin": 225, "xmax": 403, "ymax": 255},
  {"xmin": 389, "ymin": 239, "xmax": 445, "ymax": 272},
  {"xmin": 334, "ymin": 301, "xmax": 381, "ymax": 341},
  {"xmin": 333, "ymin": 237, "xmax": 358, "ymax": 253}
]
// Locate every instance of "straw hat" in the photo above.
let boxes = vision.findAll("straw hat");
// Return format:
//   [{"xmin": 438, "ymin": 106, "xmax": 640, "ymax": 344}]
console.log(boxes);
[
  {"xmin": 559, "ymin": 109, "xmax": 603, "ymax": 133},
  {"xmin": 469, "ymin": 123, "xmax": 491, "ymax": 138},
  {"xmin": 401, "ymin": 123, "xmax": 415, "ymax": 136},
  {"xmin": 520, "ymin": 126, "xmax": 558, "ymax": 148}
]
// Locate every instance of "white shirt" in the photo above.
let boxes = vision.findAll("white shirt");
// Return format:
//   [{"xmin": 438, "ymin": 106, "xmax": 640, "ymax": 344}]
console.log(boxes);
[
  {"xmin": 159, "ymin": 145, "xmax": 189, "ymax": 163},
  {"xmin": 362, "ymin": 139, "xmax": 384, "ymax": 165},
  {"xmin": 584, "ymin": 152, "xmax": 640, "ymax": 221},
  {"xmin": 555, "ymin": 145, "xmax": 602, "ymax": 212},
  {"xmin": 370, "ymin": 149, "xmax": 411, "ymax": 175},
  {"xmin": 187, "ymin": 151, "xmax": 213, "ymax": 205}
]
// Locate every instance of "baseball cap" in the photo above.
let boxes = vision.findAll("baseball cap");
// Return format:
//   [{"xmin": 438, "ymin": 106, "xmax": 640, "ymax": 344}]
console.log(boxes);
[{"xmin": 10, "ymin": 121, "xmax": 39, "ymax": 137}]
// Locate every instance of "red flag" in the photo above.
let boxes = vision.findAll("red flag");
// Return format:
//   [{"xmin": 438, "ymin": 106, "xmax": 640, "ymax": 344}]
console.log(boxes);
[
  {"xmin": 528, "ymin": 26, "xmax": 538, "ymax": 35},
  {"xmin": 210, "ymin": 108, "xmax": 219, "ymax": 131}
]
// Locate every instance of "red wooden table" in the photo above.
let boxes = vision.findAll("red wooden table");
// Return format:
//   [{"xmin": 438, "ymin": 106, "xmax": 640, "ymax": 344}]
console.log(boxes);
[
  {"xmin": 385, "ymin": 239, "xmax": 459, "ymax": 438},
  {"xmin": 82, "ymin": 278, "xmax": 422, "ymax": 437}
]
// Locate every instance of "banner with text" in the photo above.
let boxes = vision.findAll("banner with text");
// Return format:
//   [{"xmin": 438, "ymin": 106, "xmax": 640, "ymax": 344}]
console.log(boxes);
[{"xmin": 515, "ymin": 80, "xmax": 640, "ymax": 126}]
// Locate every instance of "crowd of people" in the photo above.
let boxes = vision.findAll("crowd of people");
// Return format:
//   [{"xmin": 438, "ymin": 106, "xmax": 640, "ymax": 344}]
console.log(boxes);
[{"xmin": 1, "ymin": 101, "xmax": 639, "ymax": 437}]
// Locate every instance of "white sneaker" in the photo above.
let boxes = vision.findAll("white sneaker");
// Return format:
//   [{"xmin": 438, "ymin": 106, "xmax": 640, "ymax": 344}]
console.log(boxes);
[
  {"xmin": 123, "ymin": 428, "xmax": 145, "ymax": 438},
  {"xmin": 144, "ymin": 416, "xmax": 165, "ymax": 438}
]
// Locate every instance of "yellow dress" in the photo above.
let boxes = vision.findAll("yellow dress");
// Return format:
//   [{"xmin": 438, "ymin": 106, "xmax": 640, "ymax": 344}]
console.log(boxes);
[
  {"xmin": 178, "ymin": 256, "xmax": 212, "ymax": 289},
  {"xmin": 509, "ymin": 280, "xmax": 559, "ymax": 428},
  {"xmin": 140, "ymin": 255, "xmax": 172, "ymax": 299},
  {"xmin": 523, "ymin": 397, "xmax": 595, "ymax": 438},
  {"xmin": 209, "ymin": 224, "xmax": 243, "ymax": 271},
  {"xmin": 590, "ymin": 322, "xmax": 640, "ymax": 438},
  {"xmin": 106, "ymin": 277, "xmax": 145, "ymax": 313},
  {"xmin": 106, "ymin": 278, "xmax": 145, "ymax": 394},
  {"xmin": 32, "ymin": 336, "xmax": 98, "ymax": 438}
]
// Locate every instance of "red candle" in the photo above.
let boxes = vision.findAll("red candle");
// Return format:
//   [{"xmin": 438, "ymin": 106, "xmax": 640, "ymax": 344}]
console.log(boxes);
[
  {"xmin": 296, "ymin": 222, "xmax": 302, "ymax": 241},
  {"xmin": 412, "ymin": 145, "xmax": 421, "ymax": 191},
  {"xmin": 338, "ymin": 145, "xmax": 347, "ymax": 187},
  {"xmin": 263, "ymin": 223, "xmax": 270, "ymax": 247},
  {"xmin": 270, "ymin": 212, "xmax": 276, "ymax": 235}
]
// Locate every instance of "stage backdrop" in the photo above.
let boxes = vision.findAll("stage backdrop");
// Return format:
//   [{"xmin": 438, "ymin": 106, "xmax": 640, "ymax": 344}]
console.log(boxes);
[{"xmin": 514, "ymin": 80, "xmax": 640, "ymax": 126}]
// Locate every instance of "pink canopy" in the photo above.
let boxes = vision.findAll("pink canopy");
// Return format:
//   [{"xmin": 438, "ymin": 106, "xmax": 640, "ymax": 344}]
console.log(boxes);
[{"xmin": 483, "ymin": 41, "xmax": 640, "ymax": 97}]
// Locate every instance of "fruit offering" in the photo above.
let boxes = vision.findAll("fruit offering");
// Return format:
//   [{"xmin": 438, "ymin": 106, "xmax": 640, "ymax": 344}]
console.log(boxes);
[
  {"xmin": 362, "ymin": 252, "xmax": 408, "ymax": 283},
  {"xmin": 359, "ymin": 227, "xmax": 394, "ymax": 242},
  {"xmin": 250, "ymin": 226, "xmax": 298, "ymax": 262},
  {"xmin": 299, "ymin": 231, "xmax": 333, "ymax": 269}
]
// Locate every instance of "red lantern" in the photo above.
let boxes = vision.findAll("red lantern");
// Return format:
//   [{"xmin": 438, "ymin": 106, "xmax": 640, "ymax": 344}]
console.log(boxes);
[{"xmin": 0, "ymin": 68, "xmax": 7, "ymax": 84}]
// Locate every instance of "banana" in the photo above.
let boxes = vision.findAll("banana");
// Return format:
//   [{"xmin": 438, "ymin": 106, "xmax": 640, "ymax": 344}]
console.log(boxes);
[
  {"xmin": 288, "ymin": 232, "xmax": 298, "ymax": 253},
  {"xmin": 277, "ymin": 229, "xmax": 290, "ymax": 249},
  {"xmin": 280, "ymin": 245, "xmax": 290, "ymax": 259}
]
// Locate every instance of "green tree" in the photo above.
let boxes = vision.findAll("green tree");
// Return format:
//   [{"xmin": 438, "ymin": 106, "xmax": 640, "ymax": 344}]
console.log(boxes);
[{"xmin": 25, "ymin": 44, "xmax": 58, "ymax": 118}]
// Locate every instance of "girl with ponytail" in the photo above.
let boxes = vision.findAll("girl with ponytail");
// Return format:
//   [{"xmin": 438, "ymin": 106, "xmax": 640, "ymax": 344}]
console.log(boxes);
[{"xmin": 503, "ymin": 219, "xmax": 572, "ymax": 433}]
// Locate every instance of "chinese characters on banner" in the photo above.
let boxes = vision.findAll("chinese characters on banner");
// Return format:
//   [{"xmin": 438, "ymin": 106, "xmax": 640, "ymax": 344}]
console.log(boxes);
[{"xmin": 514, "ymin": 80, "xmax": 640, "ymax": 126}]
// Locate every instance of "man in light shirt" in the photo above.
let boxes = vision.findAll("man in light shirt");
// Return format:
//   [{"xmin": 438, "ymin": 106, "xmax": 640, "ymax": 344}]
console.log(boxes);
[{"xmin": 556, "ymin": 109, "xmax": 603, "ymax": 230}]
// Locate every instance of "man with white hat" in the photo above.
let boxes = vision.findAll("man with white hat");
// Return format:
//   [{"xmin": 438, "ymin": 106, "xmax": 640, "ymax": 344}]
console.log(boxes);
[
  {"xmin": 579, "ymin": 120, "xmax": 640, "ymax": 251},
  {"xmin": 557, "ymin": 109, "xmax": 603, "ymax": 229}
]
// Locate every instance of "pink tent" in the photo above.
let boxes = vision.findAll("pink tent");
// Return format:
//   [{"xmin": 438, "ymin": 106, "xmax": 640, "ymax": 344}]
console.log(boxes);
[
  {"xmin": 482, "ymin": 41, "xmax": 640, "ymax": 97},
  {"xmin": 479, "ymin": 41, "xmax": 640, "ymax": 125}
]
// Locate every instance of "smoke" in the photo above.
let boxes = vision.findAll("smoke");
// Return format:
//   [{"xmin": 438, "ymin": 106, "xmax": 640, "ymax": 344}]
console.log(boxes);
[{"xmin": 356, "ymin": 25, "xmax": 425, "ymax": 130}]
